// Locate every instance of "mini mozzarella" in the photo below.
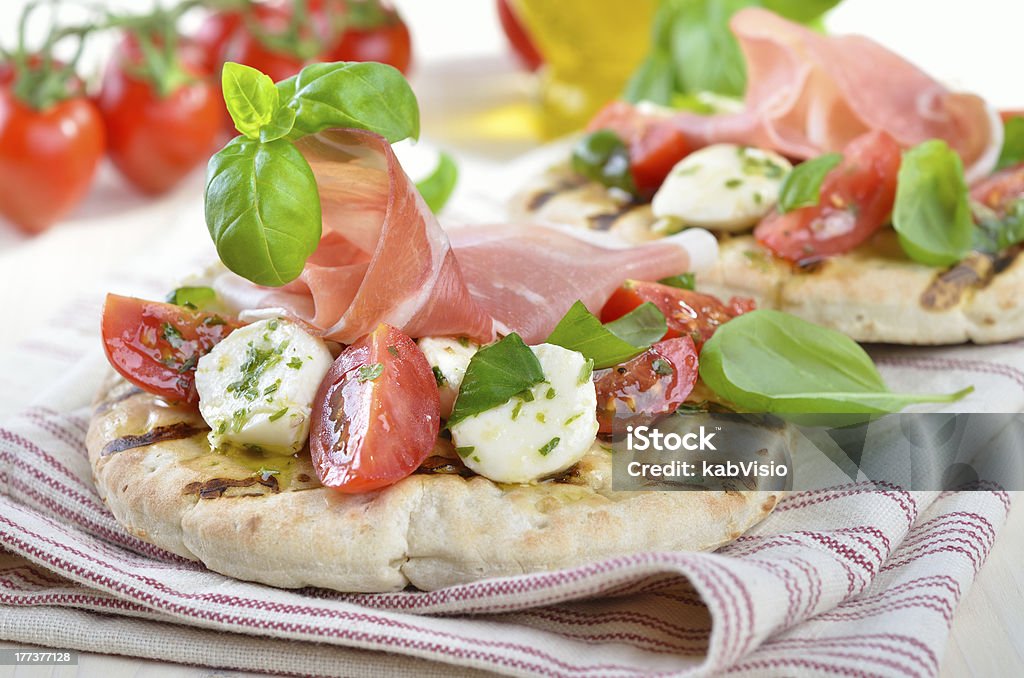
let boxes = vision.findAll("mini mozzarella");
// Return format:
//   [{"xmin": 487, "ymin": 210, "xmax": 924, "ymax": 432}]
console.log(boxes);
[
  {"xmin": 418, "ymin": 336, "xmax": 479, "ymax": 418},
  {"xmin": 652, "ymin": 144, "xmax": 792, "ymax": 232},
  {"xmin": 449, "ymin": 343, "xmax": 598, "ymax": 484},
  {"xmin": 195, "ymin": 318, "xmax": 333, "ymax": 454}
]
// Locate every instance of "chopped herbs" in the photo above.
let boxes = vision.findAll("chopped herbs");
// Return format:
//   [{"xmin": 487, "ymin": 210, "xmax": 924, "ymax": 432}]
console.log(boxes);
[
  {"xmin": 545, "ymin": 387, "xmax": 556, "ymax": 399},
  {"xmin": 357, "ymin": 363, "xmax": 385, "ymax": 382},
  {"xmin": 578, "ymin": 358, "xmax": 594, "ymax": 385},
  {"xmin": 458, "ymin": 336, "xmax": 470, "ymax": 348},
  {"xmin": 227, "ymin": 342, "xmax": 284, "ymax": 401},
  {"xmin": 231, "ymin": 407, "xmax": 248, "ymax": 432},
  {"xmin": 176, "ymin": 354, "xmax": 198, "ymax": 373},
  {"xmin": 536, "ymin": 412, "xmax": 546, "ymax": 423},
  {"xmin": 287, "ymin": 356, "xmax": 303, "ymax": 369},
  {"xmin": 161, "ymin": 322, "xmax": 184, "ymax": 348},
  {"xmin": 432, "ymin": 366, "xmax": 448, "ymax": 387},
  {"xmin": 652, "ymin": 358, "xmax": 674, "ymax": 376},
  {"xmin": 538, "ymin": 437, "xmax": 560, "ymax": 456},
  {"xmin": 215, "ymin": 420, "xmax": 227, "ymax": 435},
  {"xmin": 724, "ymin": 178, "xmax": 743, "ymax": 188},
  {"xmin": 519, "ymin": 389, "xmax": 536, "ymax": 403},
  {"xmin": 268, "ymin": 318, "xmax": 280, "ymax": 331},
  {"xmin": 253, "ymin": 467, "xmax": 280, "ymax": 481},
  {"xmin": 455, "ymin": 446, "xmax": 475, "ymax": 458},
  {"xmin": 564, "ymin": 413, "xmax": 583, "ymax": 425},
  {"xmin": 511, "ymin": 401, "xmax": 523, "ymax": 420},
  {"xmin": 263, "ymin": 380, "xmax": 281, "ymax": 396},
  {"xmin": 387, "ymin": 345, "xmax": 399, "ymax": 357},
  {"xmin": 268, "ymin": 407, "xmax": 289, "ymax": 422},
  {"xmin": 740, "ymin": 149, "xmax": 786, "ymax": 178},
  {"xmin": 203, "ymin": 315, "xmax": 226, "ymax": 327}
]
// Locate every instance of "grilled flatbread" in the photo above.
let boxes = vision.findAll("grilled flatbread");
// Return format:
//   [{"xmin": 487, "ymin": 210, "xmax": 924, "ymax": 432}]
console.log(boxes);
[
  {"xmin": 88, "ymin": 371, "xmax": 783, "ymax": 592},
  {"xmin": 511, "ymin": 165, "xmax": 1024, "ymax": 345}
]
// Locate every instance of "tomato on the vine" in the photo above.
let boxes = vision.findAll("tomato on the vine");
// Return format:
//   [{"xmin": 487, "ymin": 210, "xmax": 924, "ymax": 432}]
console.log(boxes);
[
  {"xmin": 0, "ymin": 56, "xmax": 104, "ymax": 233},
  {"xmin": 97, "ymin": 35, "xmax": 222, "ymax": 195}
]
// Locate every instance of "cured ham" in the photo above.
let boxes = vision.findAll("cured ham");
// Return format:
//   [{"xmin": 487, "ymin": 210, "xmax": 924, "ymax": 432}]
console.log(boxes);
[
  {"xmin": 592, "ymin": 8, "xmax": 1000, "ymax": 181},
  {"xmin": 215, "ymin": 129, "xmax": 716, "ymax": 345},
  {"xmin": 450, "ymin": 225, "xmax": 717, "ymax": 344}
]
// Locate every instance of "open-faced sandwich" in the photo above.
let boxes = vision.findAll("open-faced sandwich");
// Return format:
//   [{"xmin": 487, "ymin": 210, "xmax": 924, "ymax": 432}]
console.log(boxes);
[
  {"xmin": 512, "ymin": 8, "xmax": 1024, "ymax": 345},
  {"xmin": 88, "ymin": 56, "xmax": 970, "ymax": 592}
]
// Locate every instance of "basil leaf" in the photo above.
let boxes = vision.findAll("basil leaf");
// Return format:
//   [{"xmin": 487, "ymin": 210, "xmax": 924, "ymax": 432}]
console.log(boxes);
[
  {"xmin": 628, "ymin": 0, "xmax": 841, "ymax": 102},
  {"xmin": 416, "ymin": 152, "xmax": 458, "ymax": 213},
  {"xmin": 893, "ymin": 140, "xmax": 974, "ymax": 267},
  {"xmin": 546, "ymin": 301, "xmax": 666, "ymax": 369},
  {"xmin": 283, "ymin": 61, "xmax": 420, "ymax": 143},
  {"xmin": 166, "ymin": 286, "xmax": 216, "ymax": 310},
  {"xmin": 623, "ymin": 51, "xmax": 676, "ymax": 105},
  {"xmin": 973, "ymin": 198, "xmax": 1024, "ymax": 253},
  {"xmin": 997, "ymin": 116, "xmax": 1024, "ymax": 170},
  {"xmin": 205, "ymin": 137, "xmax": 322, "ymax": 287},
  {"xmin": 222, "ymin": 62, "xmax": 279, "ymax": 140},
  {"xmin": 659, "ymin": 273, "xmax": 696, "ymax": 290},
  {"xmin": 260, "ymin": 104, "xmax": 297, "ymax": 143},
  {"xmin": 777, "ymin": 152, "xmax": 842, "ymax": 213},
  {"xmin": 761, "ymin": 0, "xmax": 842, "ymax": 23},
  {"xmin": 448, "ymin": 333, "xmax": 544, "ymax": 426},
  {"xmin": 699, "ymin": 310, "xmax": 972, "ymax": 413},
  {"xmin": 571, "ymin": 130, "xmax": 637, "ymax": 195}
]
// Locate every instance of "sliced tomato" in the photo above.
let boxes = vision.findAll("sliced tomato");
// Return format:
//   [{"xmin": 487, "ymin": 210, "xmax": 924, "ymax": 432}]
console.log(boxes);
[
  {"xmin": 585, "ymin": 101, "xmax": 690, "ymax": 194},
  {"xmin": 971, "ymin": 163, "xmax": 1024, "ymax": 215},
  {"xmin": 310, "ymin": 323, "xmax": 440, "ymax": 493},
  {"xmin": 594, "ymin": 336, "xmax": 699, "ymax": 435},
  {"xmin": 754, "ymin": 130, "xmax": 902, "ymax": 263},
  {"xmin": 101, "ymin": 294, "xmax": 239, "ymax": 404},
  {"xmin": 601, "ymin": 280, "xmax": 754, "ymax": 351}
]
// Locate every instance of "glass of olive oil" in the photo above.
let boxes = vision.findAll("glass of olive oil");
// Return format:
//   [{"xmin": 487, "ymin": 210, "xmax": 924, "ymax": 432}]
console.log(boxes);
[{"xmin": 510, "ymin": 0, "xmax": 657, "ymax": 137}]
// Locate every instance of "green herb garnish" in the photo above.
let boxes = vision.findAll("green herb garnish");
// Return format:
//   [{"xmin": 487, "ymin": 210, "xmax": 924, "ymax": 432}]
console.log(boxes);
[
  {"xmin": 268, "ymin": 408, "xmax": 289, "ymax": 422},
  {"xmin": 546, "ymin": 300, "xmax": 666, "ymax": 369},
  {"xmin": 166, "ymin": 286, "xmax": 217, "ymax": 310},
  {"xmin": 699, "ymin": 310, "xmax": 972, "ymax": 413},
  {"xmin": 357, "ymin": 363, "xmax": 385, "ymax": 383},
  {"xmin": 416, "ymin": 152, "xmax": 458, "ymax": 213},
  {"xmin": 652, "ymin": 358, "xmax": 674, "ymax": 376},
  {"xmin": 448, "ymin": 334, "xmax": 544, "ymax": 426},
  {"xmin": 455, "ymin": 446, "xmax": 475, "ymax": 458},
  {"xmin": 432, "ymin": 366, "xmax": 448, "ymax": 387},
  {"xmin": 658, "ymin": 273, "xmax": 696, "ymax": 290},
  {"xmin": 538, "ymin": 437, "xmax": 560, "ymax": 456},
  {"xmin": 777, "ymin": 152, "xmax": 842, "ymax": 213}
]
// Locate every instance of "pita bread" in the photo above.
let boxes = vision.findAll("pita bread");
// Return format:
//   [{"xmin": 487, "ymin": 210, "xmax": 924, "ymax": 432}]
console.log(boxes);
[
  {"xmin": 88, "ymin": 371, "xmax": 783, "ymax": 592},
  {"xmin": 511, "ymin": 165, "xmax": 1024, "ymax": 345}
]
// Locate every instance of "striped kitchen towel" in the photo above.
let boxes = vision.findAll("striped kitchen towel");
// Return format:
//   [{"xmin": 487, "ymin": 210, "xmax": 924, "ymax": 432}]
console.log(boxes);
[{"xmin": 0, "ymin": 281, "xmax": 1016, "ymax": 676}]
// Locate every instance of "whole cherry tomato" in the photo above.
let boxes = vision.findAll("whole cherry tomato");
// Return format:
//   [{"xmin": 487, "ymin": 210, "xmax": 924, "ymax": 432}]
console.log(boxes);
[
  {"xmin": 325, "ymin": 4, "xmax": 412, "ymax": 74},
  {"xmin": 191, "ymin": 10, "xmax": 244, "ymax": 74},
  {"xmin": 310, "ymin": 323, "xmax": 440, "ymax": 493},
  {"xmin": 0, "ymin": 64, "xmax": 104, "ymax": 234},
  {"xmin": 97, "ymin": 35, "xmax": 222, "ymax": 195},
  {"xmin": 496, "ymin": 0, "xmax": 542, "ymax": 71}
]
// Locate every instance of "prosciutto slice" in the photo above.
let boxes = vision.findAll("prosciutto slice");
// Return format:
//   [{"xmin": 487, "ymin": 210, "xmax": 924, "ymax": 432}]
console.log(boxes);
[
  {"xmin": 215, "ymin": 129, "xmax": 716, "ymax": 345},
  {"xmin": 667, "ymin": 8, "xmax": 1000, "ymax": 180}
]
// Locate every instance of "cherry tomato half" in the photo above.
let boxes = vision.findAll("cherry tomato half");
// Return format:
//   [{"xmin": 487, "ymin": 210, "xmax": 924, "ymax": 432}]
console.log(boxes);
[
  {"xmin": 101, "ymin": 294, "xmax": 240, "ymax": 404},
  {"xmin": 97, "ymin": 37, "xmax": 222, "ymax": 195},
  {"xmin": 0, "ymin": 86, "xmax": 105, "ymax": 234},
  {"xmin": 971, "ymin": 162, "xmax": 1024, "ymax": 215},
  {"xmin": 594, "ymin": 336, "xmax": 699, "ymax": 435},
  {"xmin": 586, "ymin": 101, "xmax": 690, "ymax": 195},
  {"xmin": 754, "ymin": 130, "xmax": 902, "ymax": 263},
  {"xmin": 601, "ymin": 280, "xmax": 755, "ymax": 351},
  {"xmin": 310, "ymin": 323, "xmax": 440, "ymax": 493}
]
